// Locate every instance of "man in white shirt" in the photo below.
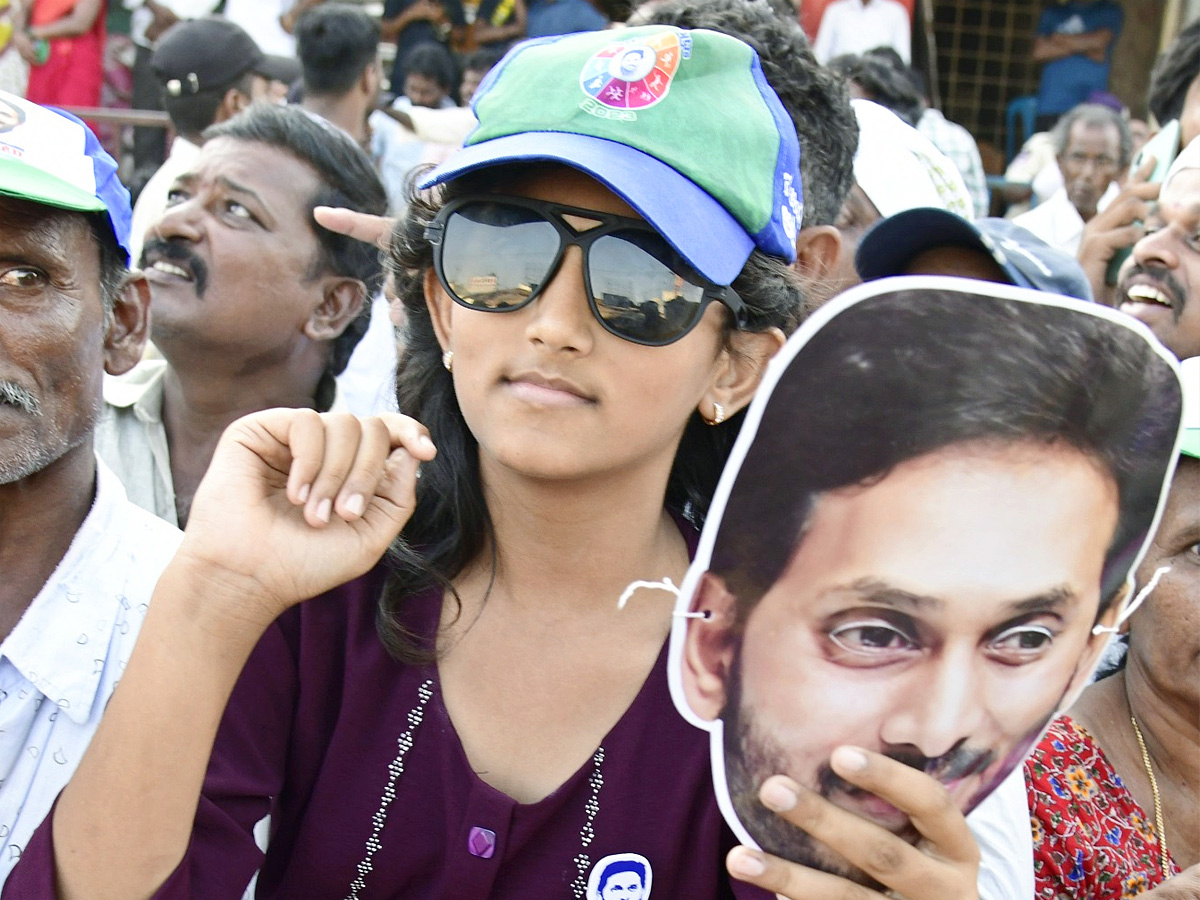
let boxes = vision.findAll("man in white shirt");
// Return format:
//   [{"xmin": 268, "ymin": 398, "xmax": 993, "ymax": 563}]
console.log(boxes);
[
  {"xmin": 1014, "ymin": 102, "xmax": 1129, "ymax": 256},
  {"xmin": 0, "ymin": 91, "xmax": 181, "ymax": 879},
  {"xmin": 813, "ymin": 0, "xmax": 910, "ymax": 65}
]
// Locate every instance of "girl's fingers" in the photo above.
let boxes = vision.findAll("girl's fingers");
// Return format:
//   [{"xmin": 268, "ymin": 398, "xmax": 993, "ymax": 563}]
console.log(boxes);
[
  {"xmin": 827, "ymin": 748, "xmax": 978, "ymax": 864},
  {"xmin": 727, "ymin": 844, "xmax": 890, "ymax": 900},
  {"xmin": 302, "ymin": 413, "xmax": 365, "ymax": 526},
  {"xmin": 313, "ymin": 206, "xmax": 395, "ymax": 251}
]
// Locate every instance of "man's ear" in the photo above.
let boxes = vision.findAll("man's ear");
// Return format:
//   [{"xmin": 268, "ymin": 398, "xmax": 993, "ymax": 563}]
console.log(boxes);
[
  {"xmin": 424, "ymin": 266, "xmax": 453, "ymax": 353},
  {"xmin": 304, "ymin": 278, "xmax": 366, "ymax": 341},
  {"xmin": 702, "ymin": 326, "xmax": 785, "ymax": 421},
  {"xmin": 682, "ymin": 572, "xmax": 742, "ymax": 722},
  {"xmin": 104, "ymin": 272, "xmax": 151, "ymax": 376},
  {"xmin": 793, "ymin": 224, "xmax": 844, "ymax": 283},
  {"xmin": 216, "ymin": 87, "xmax": 251, "ymax": 123}
]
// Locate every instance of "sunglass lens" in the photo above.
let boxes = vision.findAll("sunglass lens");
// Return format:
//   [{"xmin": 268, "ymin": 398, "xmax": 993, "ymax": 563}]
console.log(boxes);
[
  {"xmin": 441, "ymin": 202, "xmax": 560, "ymax": 309},
  {"xmin": 589, "ymin": 230, "xmax": 708, "ymax": 344}
]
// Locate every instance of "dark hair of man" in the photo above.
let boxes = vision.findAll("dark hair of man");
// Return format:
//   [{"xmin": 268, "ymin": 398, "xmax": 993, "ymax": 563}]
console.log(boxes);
[
  {"xmin": 827, "ymin": 52, "xmax": 923, "ymax": 127},
  {"xmin": 1148, "ymin": 18, "xmax": 1200, "ymax": 126},
  {"xmin": 90, "ymin": 216, "xmax": 128, "ymax": 317},
  {"xmin": 1051, "ymin": 102, "xmax": 1132, "ymax": 169},
  {"xmin": 462, "ymin": 46, "xmax": 505, "ymax": 78},
  {"xmin": 160, "ymin": 71, "xmax": 256, "ymax": 140},
  {"xmin": 645, "ymin": 0, "xmax": 856, "ymax": 228},
  {"xmin": 375, "ymin": 165, "xmax": 808, "ymax": 662},
  {"xmin": 296, "ymin": 2, "xmax": 381, "ymax": 96},
  {"xmin": 404, "ymin": 42, "xmax": 458, "ymax": 92},
  {"xmin": 707, "ymin": 288, "xmax": 1181, "ymax": 623},
  {"xmin": 202, "ymin": 104, "xmax": 388, "ymax": 409}
]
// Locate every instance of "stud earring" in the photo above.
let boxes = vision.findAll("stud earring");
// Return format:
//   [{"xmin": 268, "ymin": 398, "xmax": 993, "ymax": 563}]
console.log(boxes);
[
  {"xmin": 705, "ymin": 402, "xmax": 725, "ymax": 426},
  {"xmin": 442, "ymin": 350, "xmax": 454, "ymax": 372}
]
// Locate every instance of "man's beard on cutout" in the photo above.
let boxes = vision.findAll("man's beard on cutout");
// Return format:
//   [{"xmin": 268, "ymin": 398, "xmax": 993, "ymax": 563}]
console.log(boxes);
[
  {"xmin": 718, "ymin": 647, "xmax": 1043, "ymax": 889},
  {"xmin": 721, "ymin": 651, "xmax": 888, "ymax": 888}
]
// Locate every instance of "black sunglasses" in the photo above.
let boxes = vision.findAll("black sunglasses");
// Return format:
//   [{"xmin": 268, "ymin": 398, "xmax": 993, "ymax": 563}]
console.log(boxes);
[{"xmin": 424, "ymin": 194, "xmax": 746, "ymax": 347}]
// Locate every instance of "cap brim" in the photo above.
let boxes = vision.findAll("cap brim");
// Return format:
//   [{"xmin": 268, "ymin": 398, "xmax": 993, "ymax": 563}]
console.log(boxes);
[
  {"xmin": 254, "ymin": 54, "xmax": 301, "ymax": 85},
  {"xmin": 420, "ymin": 131, "xmax": 754, "ymax": 285},
  {"xmin": 0, "ymin": 152, "xmax": 107, "ymax": 214},
  {"xmin": 855, "ymin": 207, "xmax": 1031, "ymax": 290}
]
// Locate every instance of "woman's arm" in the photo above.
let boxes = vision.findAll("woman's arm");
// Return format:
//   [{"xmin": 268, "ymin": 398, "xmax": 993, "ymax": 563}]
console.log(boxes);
[
  {"xmin": 46, "ymin": 410, "xmax": 434, "ymax": 900},
  {"xmin": 27, "ymin": 0, "xmax": 102, "ymax": 41}
]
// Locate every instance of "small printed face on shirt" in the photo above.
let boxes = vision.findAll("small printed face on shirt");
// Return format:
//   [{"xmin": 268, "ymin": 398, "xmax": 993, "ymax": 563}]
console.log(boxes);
[{"xmin": 588, "ymin": 853, "xmax": 651, "ymax": 900}]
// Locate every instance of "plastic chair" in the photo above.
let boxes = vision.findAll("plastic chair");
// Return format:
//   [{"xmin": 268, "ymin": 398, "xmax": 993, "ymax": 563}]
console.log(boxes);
[{"xmin": 1005, "ymin": 95, "xmax": 1038, "ymax": 163}]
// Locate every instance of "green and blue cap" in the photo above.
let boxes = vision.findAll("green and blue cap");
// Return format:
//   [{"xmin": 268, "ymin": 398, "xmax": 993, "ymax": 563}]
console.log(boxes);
[
  {"xmin": 420, "ymin": 26, "xmax": 803, "ymax": 287},
  {"xmin": 0, "ymin": 90, "xmax": 132, "ymax": 263}
]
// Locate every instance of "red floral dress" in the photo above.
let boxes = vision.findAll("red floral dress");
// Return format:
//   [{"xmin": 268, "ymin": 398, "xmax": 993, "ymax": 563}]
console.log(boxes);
[{"xmin": 1025, "ymin": 716, "xmax": 1179, "ymax": 900}]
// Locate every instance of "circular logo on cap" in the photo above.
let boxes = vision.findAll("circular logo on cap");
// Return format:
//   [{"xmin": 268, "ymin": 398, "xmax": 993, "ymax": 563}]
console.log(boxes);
[{"xmin": 580, "ymin": 31, "xmax": 684, "ymax": 112}]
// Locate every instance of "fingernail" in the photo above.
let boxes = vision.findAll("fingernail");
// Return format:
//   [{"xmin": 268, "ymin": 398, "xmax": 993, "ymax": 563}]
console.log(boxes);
[
  {"xmin": 728, "ymin": 849, "xmax": 766, "ymax": 878},
  {"xmin": 418, "ymin": 434, "xmax": 434, "ymax": 451},
  {"xmin": 344, "ymin": 493, "xmax": 365, "ymax": 516},
  {"xmin": 297, "ymin": 483, "xmax": 310, "ymax": 504},
  {"xmin": 315, "ymin": 498, "xmax": 332, "ymax": 523},
  {"xmin": 761, "ymin": 779, "xmax": 797, "ymax": 812},
  {"xmin": 832, "ymin": 746, "xmax": 868, "ymax": 772}
]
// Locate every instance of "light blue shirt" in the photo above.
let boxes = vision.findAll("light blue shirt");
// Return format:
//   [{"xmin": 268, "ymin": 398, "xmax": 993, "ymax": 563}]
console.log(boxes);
[{"xmin": 0, "ymin": 461, "xmax": 181, "ymax": 877}]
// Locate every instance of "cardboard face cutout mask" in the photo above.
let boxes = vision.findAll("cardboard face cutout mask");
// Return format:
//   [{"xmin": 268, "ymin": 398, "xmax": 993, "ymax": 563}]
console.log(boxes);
[{"xmin": 667, "ymin": 276, "xmax": 1183, "ymax": 883}]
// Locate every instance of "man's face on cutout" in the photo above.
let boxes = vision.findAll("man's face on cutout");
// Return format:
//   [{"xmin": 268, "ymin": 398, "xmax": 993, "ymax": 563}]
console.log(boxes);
[{"xmin": 687, "ymin": 440, "xmax": 1119, "ymax": 881}]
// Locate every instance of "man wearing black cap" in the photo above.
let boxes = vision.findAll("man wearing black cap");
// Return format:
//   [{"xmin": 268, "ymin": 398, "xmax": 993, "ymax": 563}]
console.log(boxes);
[
  {"xmin": 128, "ymin": 16, "xmax": 299, "ymax": 267},
  {"xmin": 855, "ymin": 206, "xmax": 1096, "ymax": 301}
]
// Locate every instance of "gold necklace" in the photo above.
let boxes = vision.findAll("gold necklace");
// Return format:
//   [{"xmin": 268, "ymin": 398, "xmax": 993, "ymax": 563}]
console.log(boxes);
[{"xmin": 1131, "ymin": 715, "xmax": 1171, "ymax": 878}]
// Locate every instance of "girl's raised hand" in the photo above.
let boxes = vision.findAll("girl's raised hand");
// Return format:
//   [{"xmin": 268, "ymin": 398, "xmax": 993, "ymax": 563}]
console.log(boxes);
[{"xmin": 173, "ymin": 409, "xmax": 436, "ymax": 631}]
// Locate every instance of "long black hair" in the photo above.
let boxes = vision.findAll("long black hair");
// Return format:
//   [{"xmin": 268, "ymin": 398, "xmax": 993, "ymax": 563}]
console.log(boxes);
[{"xmin": 377, "ymin": 167, "xmax": 807, "ymax": 661}]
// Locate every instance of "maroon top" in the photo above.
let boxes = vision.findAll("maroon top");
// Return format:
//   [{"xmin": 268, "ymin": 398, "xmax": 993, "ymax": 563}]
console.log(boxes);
[{"xmin": 6, "ymin": 560, "xmax": 769, "ymax": 900}]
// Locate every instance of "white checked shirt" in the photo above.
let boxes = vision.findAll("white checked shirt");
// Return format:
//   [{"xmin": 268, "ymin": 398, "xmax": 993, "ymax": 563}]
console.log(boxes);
[{"xmin": 0, "ymin": 461, "xmax": 181, "ymax": 876}]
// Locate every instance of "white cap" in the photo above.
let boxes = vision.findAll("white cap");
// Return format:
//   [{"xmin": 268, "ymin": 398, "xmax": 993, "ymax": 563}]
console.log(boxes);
[
  {"xmin": 851, "ymin": 99, "xmax": 974, "ymax": 220},
  {"xmin": 1165, "ymin": 133, "xmax": 1200, "ymax": 188}
]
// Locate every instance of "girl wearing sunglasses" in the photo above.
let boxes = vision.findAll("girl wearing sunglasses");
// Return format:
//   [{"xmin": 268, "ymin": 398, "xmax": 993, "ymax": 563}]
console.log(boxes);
[{"xmin": 18, "ymin": 27, "xmax": 982, "ymax": 900}]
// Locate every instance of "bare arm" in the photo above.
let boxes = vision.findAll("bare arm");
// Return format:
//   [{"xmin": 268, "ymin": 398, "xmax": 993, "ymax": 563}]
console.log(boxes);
[
  {"xmin": 280, "ymin": 0, "xmax": 327, "ymax": 34},
  {"xmin": 1032, "ymin": 27, "xmax": 1114, "ymax": 62},
  {"xmin": 27, "ymin": 0, "xmax": 103, "ymax": 41},
  {"xmin": 51, "ymin": 410, "xmax": 435, "ymax": 900},
  {"xmin": 474, "ymin": 0, "xmax": 526, "ymax": 47}
]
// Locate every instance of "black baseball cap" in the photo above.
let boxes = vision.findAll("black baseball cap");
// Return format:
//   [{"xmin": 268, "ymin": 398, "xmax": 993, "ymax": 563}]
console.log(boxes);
[
  {"xmin": 152, "ymin": 17, "xmax": 296, "ymax": 97},
  {"xmin": 855, "ymin": 208, "xmax": 1094, "ymax": 302}
]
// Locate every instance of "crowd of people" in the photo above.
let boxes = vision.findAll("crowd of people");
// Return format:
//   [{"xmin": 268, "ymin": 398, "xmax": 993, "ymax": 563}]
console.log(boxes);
[{"xmin": 0, "ymin": 1, "xmax": 1196, "ymax": 900}]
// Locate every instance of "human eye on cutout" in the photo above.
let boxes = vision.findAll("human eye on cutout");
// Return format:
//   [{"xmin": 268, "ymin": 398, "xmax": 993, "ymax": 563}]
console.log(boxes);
[
  {"xmin": 827, "ymin": 616, "xmax": 920, "ymax": 664},
  {"xmin": 987, "ymin": 622, "xmax": 1055, "ymax": 665}
]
